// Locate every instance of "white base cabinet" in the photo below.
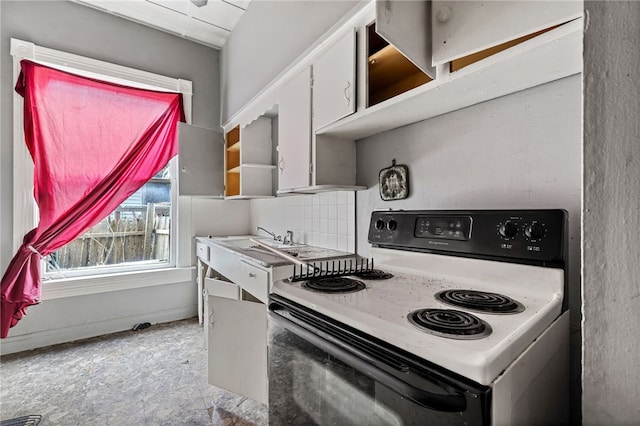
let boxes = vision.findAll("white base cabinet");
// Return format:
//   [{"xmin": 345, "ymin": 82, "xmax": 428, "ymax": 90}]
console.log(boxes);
[
  {"xmin": 208, "ymin": 291, "xmax": 267, "ymax": 405},
  {"xmin": 196, "ymin": 237, "xmax": 292, "ymax": 405}
]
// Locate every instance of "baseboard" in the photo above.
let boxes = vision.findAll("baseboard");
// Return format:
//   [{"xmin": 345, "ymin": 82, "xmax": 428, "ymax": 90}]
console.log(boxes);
[{"xmin": 0, "ymin": 306, "xmax": 198, "ymax": 355}]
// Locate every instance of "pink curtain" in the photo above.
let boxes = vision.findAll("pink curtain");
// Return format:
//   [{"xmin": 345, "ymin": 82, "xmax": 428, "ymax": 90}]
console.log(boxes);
[{"xmin": 1, "ymin": 60, "xmax": 185, "ymax": 338}]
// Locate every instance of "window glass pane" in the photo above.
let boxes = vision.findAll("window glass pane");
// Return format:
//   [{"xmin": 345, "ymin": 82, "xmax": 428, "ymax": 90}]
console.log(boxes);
[{"xmin": 45, "ymin": 166, "xmax": 172, "ymax": 275}]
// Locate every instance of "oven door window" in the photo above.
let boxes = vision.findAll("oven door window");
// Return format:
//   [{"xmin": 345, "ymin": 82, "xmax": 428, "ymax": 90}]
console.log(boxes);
[{"xmin": 268, "ymin": 297, "xmax": 489, "ymax": 426}]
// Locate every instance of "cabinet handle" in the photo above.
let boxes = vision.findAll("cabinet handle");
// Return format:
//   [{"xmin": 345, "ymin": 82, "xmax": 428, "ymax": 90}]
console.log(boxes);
[
  {"xmin": 208, "ymin": 311, "xmax": 215, "ymax": 326},
  {"xmin": 344, "ymin": 81, "xmax": 351, "ymax": 107},
  {"xmin": 249, "ymin": 272, "xmax": 257, "ymax": 278},
  {"xmin": 279, "ymin": 157, "xmax": 285, "ymax": 174}
]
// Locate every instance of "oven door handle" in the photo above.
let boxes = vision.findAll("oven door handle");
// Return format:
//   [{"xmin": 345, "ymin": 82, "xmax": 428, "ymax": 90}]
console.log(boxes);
[{"xmin": 270, "ymin": 311, "xmax": 467, "ymax": 413}]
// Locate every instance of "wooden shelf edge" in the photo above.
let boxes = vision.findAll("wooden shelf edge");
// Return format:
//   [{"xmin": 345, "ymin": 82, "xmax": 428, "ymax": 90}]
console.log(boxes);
[
  {"xmin": 277, "ymin": 185, "xmax": 366, "ymax": 194},
  {"xmin": 224, "ymin": 195, "xmax": 275, "ymax": 200},
  {"xmin": 227, "ymin": 142, "xmax": 240, "ymax": 152},
  {"xmin": 226, "ymin": 166, "xmax": 241, "ymax": 174},
  {"xmin": 241, "ymin": 163, "xmax": 277, "ymax": 170}
]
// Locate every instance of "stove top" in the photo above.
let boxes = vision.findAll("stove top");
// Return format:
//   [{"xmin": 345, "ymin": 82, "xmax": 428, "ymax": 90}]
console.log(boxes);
[
  {"xmin": 271, "ymin": 247, "xmax": 564, "ymax": 385},
  {"xmin": 270, "ymin": 209, "xmax": 566, "ymax": 385}
]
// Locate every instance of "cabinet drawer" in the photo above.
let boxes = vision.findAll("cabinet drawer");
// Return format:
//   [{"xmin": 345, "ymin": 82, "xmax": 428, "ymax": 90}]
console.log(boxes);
[
  {"xmin": 196, "ymin": 242, "xmax": 210, "ymax": 263},
  {"xmin": 239, "ymin": 261, "xmax": 269, "ymax": 304},
  {"xmin": 205, "ymin": 277, "xmax": 239, "ymax": 300}
]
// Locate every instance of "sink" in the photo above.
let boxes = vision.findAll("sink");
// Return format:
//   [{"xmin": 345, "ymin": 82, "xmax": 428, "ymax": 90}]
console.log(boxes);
[
  {"xmin": 219, "ymin": 237, "xmax": 303, "ymax": 250},
  {"xmin": 244, "ymin": 246, "xmax": 299, "ymax": 257},
  {"xmin": 259, "ymin": 241, "xmax": 305, "ymax": 250},
  {"xmin": 214, "ymin": 236, "xmax": 354, "ymax": 264}
]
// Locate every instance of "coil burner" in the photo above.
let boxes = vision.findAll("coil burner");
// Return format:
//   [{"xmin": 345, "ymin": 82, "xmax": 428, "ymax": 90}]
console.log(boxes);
[
  {"xmin": 352, "ymin": 269, "xmax": 394, "ymax": 280},
  {"xmin": 436, "ymin": 289, "xmax": 524, "ymax": 314},
  {"xmin": 301, "ymin": 277, "xmax": 366, "ymax": 294},
  {"xmin": 407, "ymin": 308, "xmax": 492, "ymax": 340}
]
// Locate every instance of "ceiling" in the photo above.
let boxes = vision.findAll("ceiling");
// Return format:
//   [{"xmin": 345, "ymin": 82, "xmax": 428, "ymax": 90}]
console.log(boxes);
[{"xmin": 71, "ymin": 0, "xmax": 251, "ymax": 49}]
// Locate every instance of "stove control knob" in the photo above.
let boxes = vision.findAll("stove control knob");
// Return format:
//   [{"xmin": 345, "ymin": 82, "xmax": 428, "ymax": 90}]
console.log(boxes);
[
  {"xmin": 525, "ymin": 221, "xmax": 545, "ymax": 239},
  {"xmin": 499, "ymin": 221, "xmax": 518, "ymax": 238},
  {"xmin": 387, "ymin": 219, "xmax": 398, "ymax": 231},
  {"xmin": 375, "ymin": 219, "xmax": 385, "ymax": 230}
]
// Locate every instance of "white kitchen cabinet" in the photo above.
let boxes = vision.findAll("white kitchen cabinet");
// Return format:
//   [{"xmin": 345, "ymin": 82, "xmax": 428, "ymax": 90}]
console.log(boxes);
[
  {"xmin": 208, "ymin": 292, "xmax": 267, "ymax": 405},
  {"xmin": 432, "ymin": 0, "xmax": 583, "ymax": 66},
  {"xmin": 239, "ymin": 260, "xmax": 269, "ymax": 304},
  {"xmin": 223, "ymin": 0, "xmax": 582, "ymax": 183},
  {"xmin": 178, "ymin": 122, "xmax": 224, "ymax": 197},
  {"xmin": 277, "ymin": 60, "xmax": 363, "ymax": 193},
  {"xmin": 312, "ymin": 28, "xmax": 357, "ymax": 131},
  {"xmin": 196, "ymin": 237, "xmax": 292, "ymax": 404},
  {"xmin": 374, "ymin": 0, "xmax": 435, "ymax": 79},
  {"xmin": 225, "ymin": 116, "xmax": 275, "ymax": 198},
  {"xmin": 277, "ymin": 67, "xmax": 312, "ymax": 191}
]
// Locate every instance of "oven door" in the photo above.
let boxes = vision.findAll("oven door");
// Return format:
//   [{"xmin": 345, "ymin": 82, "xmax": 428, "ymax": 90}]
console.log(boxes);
[{"xmin": 268, "ymin": 295, "xmax": 490, "ymax": 426}]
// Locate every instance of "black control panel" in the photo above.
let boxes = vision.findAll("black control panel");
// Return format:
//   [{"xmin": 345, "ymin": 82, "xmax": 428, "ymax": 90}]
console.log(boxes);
[{"xmin": 368, "ymin": 210, "xmax": 566, "ymax": 265}]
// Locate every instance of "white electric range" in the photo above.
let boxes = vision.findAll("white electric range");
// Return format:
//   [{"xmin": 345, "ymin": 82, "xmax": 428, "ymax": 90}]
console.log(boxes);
[{"xmin": 268, "ymin": 209, "xmax": 569, "ymax": 426}]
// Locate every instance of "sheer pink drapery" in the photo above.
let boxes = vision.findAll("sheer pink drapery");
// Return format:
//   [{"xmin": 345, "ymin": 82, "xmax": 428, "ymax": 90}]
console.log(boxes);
[{"xmin": 1, "ymin": 60, "xmax": 185, "ymax": 337}]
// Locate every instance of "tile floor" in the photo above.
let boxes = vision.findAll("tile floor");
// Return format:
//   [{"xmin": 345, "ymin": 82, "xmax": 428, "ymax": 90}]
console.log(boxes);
[{"xmin": 0, "ymin": 318, "xmax": 267, "ymax": 425}]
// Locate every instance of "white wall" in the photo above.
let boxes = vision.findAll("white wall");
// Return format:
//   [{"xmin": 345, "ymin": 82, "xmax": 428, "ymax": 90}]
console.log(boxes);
[
  {"xmin": 355, "ymin": 75, "xmax": 583, "ymax": 419},
  {"xmin": 191, "ymin": 199, "xmax": 251, "ymax": 238},
  {"xmin": 250, "ymin": 192, "xmax": 356, "ymax": 252},
  {"xmin": 0, "ymin": 1, "xmax": 248, "ymax": 352},
  {"xmin": 220, "ymin": 0, "xmax": 360, "ymax": 122},
  {"xmin": 582, "ymin": 2, "xmax": 640, "ymax": 423}
]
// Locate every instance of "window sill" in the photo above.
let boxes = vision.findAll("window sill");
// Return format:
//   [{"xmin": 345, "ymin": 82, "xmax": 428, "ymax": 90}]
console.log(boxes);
[{"xmin": 41, "ymin": 267, "xmax": 195, "ymax": 300}]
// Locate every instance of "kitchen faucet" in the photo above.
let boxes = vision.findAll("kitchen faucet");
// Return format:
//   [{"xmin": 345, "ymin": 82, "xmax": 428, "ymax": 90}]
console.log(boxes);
[
  {"xmin": 257, "ymin": 226, "xmax": 281, "ymax": 241},
  {"xmin": 283, "ymin": 230, "xmax": 294, "ymax": 245}
]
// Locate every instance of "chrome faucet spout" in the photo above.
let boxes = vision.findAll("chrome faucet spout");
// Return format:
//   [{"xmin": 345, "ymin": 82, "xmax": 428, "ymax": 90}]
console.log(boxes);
[{"xmin": 257, "ymin": 226, "xmax": 280, "ymax": 241}]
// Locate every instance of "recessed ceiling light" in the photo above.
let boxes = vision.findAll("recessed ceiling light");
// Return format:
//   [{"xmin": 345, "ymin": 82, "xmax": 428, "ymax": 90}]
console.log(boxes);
[{"xmin": 191, "ymin": 0, "xmax": 208, "ymax": 7}]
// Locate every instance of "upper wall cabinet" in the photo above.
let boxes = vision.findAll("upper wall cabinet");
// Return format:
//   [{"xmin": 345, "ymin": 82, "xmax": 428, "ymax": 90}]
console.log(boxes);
[
  {"xmin": 312, "ymin": 29, "xmax": 357, "ymax": 131},
  {"xmin": 278, "ymin": 67, "xmax": 312, "ymax": 191},
  {"xmin": 375, "ymin": 0, "xmax": 436, "ymax": 79},
  {"xmin": 223, "ymin": 0, "xmax": 582, "ymax": 186},
  {"xmin": 178, "ymin": 123, "xmax": 224, "ymax": 197},
  {"xmin": 432, "ymin": 1, "xmax": 583, "ymax": 66},
  {"xmin": 224, "ymin": 117, "xmax": 275, "ymax": 199}
]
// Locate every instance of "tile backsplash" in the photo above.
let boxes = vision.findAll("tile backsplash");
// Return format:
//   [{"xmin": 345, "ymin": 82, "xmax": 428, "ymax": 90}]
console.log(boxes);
[{"xmin": 250, "ymin": 192, "xmax": 355, "ymax": 253}]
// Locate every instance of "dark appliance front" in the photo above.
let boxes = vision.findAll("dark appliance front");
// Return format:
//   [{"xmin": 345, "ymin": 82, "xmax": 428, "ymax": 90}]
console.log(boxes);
[{"xmin": 268, "ymin": 295, "xmax": 490, "ymax": 425}]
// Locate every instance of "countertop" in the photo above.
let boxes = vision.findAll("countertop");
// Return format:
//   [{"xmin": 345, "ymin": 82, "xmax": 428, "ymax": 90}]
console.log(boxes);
[{"xmin": 196, "ymin": 235, "xmax": 356, "ymax": 268}]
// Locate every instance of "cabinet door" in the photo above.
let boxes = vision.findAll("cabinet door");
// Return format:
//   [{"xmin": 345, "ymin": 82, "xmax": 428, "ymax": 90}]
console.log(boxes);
[
  {"xmin": 178, "ymin": 122, "xmax": 224, "ymax": 197},
  {"xmin": 432, "ymin": 1, "xmax": 582, "ymax": 65},
  {"xmin": 278, "ymin": 67, "xmax": 312, "ymax": 191},
  {"xmin": 208, "ymin": 294, "xmax": 267, "ymax": 404},
  {"xmin": 312, "ymin": 29, "xmax": 357, "ymax": 130},
  {"xmin": 375, "ymin": 0, "xmax": 436, "ymax": 79}
]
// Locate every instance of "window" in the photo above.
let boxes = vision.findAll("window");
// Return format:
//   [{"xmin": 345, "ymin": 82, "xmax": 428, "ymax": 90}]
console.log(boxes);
[
  {"xmin": 44, "ymin": 164, "xmax": 177, "ymax": 278},
  {"xmin": 11, "ymin": 38, "xmax": 193, "ymax": 284}
]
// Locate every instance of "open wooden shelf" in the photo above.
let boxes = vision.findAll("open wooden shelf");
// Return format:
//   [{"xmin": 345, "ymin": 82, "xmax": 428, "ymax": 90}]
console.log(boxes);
[
  {"xmin": 451, "ymin": 24, "xmax": 560, "ymax": 72},
  {"xmin": 367, "ymin": 24, "xmax": 432, "ymax": 107},
  {"xmin": 226, "ymin": 126, "xmax": 240, "ymax": 147},
  {"xmin": 225, "ymin": 125, "xmax": 241, "ymax": 196},
  {"xmin": 225, "ymin": 172, "xmax": 240, "ymax": 197}
]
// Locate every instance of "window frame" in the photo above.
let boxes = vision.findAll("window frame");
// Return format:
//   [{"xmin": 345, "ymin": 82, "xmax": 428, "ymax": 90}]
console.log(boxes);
[{"xmin": 10, "ymin": 38, "xmax": 194, "ymax": 292}]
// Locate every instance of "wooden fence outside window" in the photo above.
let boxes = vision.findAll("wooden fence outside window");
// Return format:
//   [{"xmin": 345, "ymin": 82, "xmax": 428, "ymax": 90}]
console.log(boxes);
[{"xmin": 47, "ymin": 203, "xmax": 170, "ymax": 271}]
